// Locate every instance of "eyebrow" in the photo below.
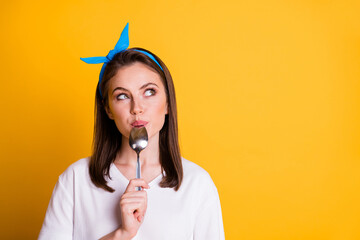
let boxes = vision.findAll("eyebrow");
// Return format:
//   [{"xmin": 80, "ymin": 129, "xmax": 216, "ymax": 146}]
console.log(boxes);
[{"xmin": 112, "ymin": 82, "xmax": 159, "ymax": 94}]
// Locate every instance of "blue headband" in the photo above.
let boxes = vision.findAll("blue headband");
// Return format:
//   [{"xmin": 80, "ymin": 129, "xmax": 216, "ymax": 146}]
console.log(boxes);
[{"xmin": 80, "ymin": 23, "xmax": 163, "ymax": 98}]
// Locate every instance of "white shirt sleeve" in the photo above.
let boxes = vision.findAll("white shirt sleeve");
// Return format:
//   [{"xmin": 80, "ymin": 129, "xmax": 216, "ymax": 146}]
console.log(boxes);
[
  {"xmin": 193, "ymin": 193, "xmax": 225, "ymax": 240},
  {"xmin": 192, "ymin": 169, "xmax": 225, "ymax": 240},
  {"xmin": 38, "ymin": 175, "xmax": 74, "ymax": 240}
]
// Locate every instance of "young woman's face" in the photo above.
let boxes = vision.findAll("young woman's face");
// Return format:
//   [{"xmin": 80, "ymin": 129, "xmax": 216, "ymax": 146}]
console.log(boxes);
[{"xmin": 106, "ymin": 62, "xmax": 168, "ymax": 140}]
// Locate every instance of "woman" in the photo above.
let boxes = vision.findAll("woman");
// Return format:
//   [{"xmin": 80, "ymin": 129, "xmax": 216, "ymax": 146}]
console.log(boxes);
[{"xmin": 39, "ymin": 23, "xmax": 225, "ymax": 240}]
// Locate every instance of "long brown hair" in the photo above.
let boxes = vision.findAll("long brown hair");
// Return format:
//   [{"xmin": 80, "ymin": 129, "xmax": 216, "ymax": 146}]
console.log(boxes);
[{"xmin": 89, "ymin": 48, "xmax": 183, "ymax": 192}]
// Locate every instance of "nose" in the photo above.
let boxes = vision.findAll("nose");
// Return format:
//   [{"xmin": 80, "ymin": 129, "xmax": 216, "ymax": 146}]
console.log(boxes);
[{"xmin": 130, "ymin": 97, "xmax": 144, "ymax": 115}]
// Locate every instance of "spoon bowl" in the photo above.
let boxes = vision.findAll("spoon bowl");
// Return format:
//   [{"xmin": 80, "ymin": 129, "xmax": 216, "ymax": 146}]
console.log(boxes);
[{"xmin": 129, "ymin": 127, "xmax": 148, "ymax": 153}]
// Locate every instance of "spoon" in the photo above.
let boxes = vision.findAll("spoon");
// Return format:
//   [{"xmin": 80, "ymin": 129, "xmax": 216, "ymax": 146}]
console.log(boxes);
[{"xmin": 129, "ymin": 126, "xmax": 148, "ymax": 191}]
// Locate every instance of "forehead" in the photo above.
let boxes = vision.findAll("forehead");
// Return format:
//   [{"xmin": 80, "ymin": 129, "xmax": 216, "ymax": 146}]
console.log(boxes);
[{"xmin": 109, "ymin": 62, "xmax": 164, "ymax": 90}]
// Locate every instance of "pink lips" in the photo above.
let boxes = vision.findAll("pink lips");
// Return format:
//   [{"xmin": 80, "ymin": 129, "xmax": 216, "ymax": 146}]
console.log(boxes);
[{"xmin": 131, "ymin": 120, "xmax": 148, "ymax": 128}]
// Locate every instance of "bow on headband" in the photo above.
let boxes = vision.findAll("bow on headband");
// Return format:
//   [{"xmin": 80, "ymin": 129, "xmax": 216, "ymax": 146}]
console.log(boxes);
[{"xmin": 80, "ymin": 23, "xmax": 163, "ymax": 98}]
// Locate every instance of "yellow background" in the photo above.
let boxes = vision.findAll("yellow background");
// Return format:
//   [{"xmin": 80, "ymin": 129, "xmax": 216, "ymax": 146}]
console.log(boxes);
[{"xmin": 1, "ymin": 0, "xmax": 359, "ymax": 239}]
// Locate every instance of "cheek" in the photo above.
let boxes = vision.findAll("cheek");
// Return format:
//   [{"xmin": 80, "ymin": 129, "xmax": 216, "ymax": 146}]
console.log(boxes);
[
  {"xmin": 113, "ymin": 118, "xmax": 130, "ymax": 138},
  {"xmin": 156, "ymin": 101, "xmax": 168, "ymax": 115},
  {"xmin": 156, "ymin": 95, "xmax": 168, "ymax": 114},
  {"xmin": 110, "ymin": 101, "xmax": 129, "ymax": 117},
  {"xmin": 152, "ymin": 99, "xmax": 168, "ymax": 127},
  {"xmin": 110, "ymin": 105, "xmax": 131, "ymax": 135}
]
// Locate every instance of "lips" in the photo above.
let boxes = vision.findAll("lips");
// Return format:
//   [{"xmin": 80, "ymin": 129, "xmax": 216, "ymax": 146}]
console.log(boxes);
[{"xmin": 131, "ymin": 120, "xmax": 148, "ymax": 128}]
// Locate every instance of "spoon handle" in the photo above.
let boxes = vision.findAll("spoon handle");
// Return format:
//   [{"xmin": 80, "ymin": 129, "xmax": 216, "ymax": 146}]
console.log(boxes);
[{"xmin": 136, "ymin": 153, "xmax": 141, "ymax": 191}]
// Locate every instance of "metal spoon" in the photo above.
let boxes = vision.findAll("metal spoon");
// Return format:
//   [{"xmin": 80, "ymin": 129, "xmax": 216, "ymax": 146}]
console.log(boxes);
[{"xmin": 129, "ymin": 126, "xmax": 148, "ymax": 190}]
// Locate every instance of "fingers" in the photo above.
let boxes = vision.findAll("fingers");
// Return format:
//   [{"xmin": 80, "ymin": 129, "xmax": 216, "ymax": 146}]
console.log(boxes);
[
  {"xmin": 121, "ymin": 202, "xmax": 146, "ymax": 216},
  {"xmin": 133, "ymin": 209, "xmax": 144, "ymax": 222},
  {"xmin": 121, "ymin": 191, "xmax": 147, "ymax": 209},
  {"xmin": 125, "ymin": 178, "xmax": 150, "ymax": 192},
  {"xmin": 119, "ymin": 178, "xmax": 149, "ymax": 230},
  {"xmin": 120, "ymin": 189, "xmax": 148, "ymax": 218}
]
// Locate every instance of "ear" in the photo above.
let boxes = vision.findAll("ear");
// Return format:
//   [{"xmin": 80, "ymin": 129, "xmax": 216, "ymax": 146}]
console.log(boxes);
[
  {"xmin": 105, "ymin": 105, "xmax": 114, "ymax": 120},
  {"xmin": 165, "ymin": 102, "xmax": 169, "ymax": 115}
]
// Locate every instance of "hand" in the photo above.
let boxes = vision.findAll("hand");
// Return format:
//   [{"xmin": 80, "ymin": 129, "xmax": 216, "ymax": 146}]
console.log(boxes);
[{"xmin": 119, "ymin": 178, "xmax": 150, "ymax": 239}]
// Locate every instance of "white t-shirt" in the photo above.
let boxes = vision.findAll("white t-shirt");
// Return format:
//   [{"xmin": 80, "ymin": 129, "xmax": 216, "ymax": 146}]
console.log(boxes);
[{"xmin": 38, "ymin": 157, "xmax": 225, "ymax": 240}]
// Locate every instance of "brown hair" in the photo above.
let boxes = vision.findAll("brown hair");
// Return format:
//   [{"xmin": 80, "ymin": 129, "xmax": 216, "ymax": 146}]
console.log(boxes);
[{"xmin": 89, "ymin": 48, "xmax": 183, "ymax": 192}]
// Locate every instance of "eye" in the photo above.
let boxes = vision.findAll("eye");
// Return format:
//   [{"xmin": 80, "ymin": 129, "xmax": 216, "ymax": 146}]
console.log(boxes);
[
  {"xmin": 116, "ymin": 93, "xmax": 129, "ymax": 100},
  {"xmin": 144, "ymin": 89, "xmax": 156, "ymax": 97}
]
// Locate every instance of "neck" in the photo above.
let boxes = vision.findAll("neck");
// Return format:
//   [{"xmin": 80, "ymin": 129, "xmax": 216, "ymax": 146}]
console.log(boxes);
[{"xmin": 115, "ymin": 133, "xmax": 161, "ymax": 167}]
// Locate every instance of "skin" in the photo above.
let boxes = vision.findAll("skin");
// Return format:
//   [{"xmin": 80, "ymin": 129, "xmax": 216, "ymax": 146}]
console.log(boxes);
[{"xmin": 100, "ymin": 62, "xmax": 169, "ymax": 240}]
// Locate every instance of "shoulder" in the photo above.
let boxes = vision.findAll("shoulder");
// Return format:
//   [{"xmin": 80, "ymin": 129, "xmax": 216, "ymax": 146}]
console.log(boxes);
[
  {"xmin": 180, "ymin": 157, "xmax": 218, "ymax": 194},
  {"xmin": 58, "ymin": 157, "xmax": 91, "ymax": 185},
  {"xmin": 61, "ymin": 157, "xmax": 90, "ymax": 175},
  {"xmin": 181, "ymin": 157, "xmax": 210, "ymax": 179}
]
